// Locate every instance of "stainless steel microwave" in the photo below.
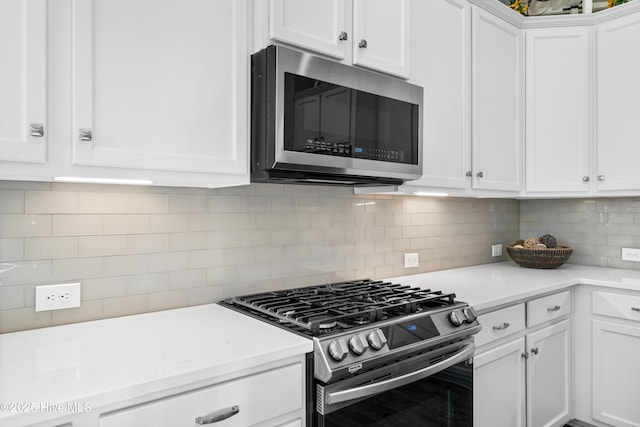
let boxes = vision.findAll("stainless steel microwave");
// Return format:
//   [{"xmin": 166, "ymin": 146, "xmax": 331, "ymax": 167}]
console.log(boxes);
[{"xmin": 251, "ymin": 45, "xmax": 423, "ymax": 187}]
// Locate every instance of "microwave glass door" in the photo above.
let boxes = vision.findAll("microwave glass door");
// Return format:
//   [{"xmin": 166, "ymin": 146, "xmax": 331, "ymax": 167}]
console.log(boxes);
[{"xmin": 284, "ymin": 73, "xmax": 419, "ymax": 166}]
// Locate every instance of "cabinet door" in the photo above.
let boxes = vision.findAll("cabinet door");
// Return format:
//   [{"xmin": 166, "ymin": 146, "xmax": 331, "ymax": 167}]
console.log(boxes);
[
  {"xmin": 597, "ymin": 13, "xmax": 640, "ymax": 192},
  {"xmin": 352, "ymin": 0, "xmax": 410, "ymax": 79},
  {"xmin": 525, "ymin": 28, "xmax": 590, "ymax": 193},
  {"xmin": 592, "ymin": 320, "xmax": 640, "ymax": 426},
  {"xmin": 526, "ymin": 319, "xmax": 571, "ymax": 427},
  {"xmin": 474, "ymin": 338, "xmax": 526, "ymax": 427},
  {"xmin": 471, "ymin": 8, "xmax": 522, "ymax": 192},
  {"xmin": 71, "ymin": 0, "xmax": 248, "ymax": 177},
  {"xmin": 407, "ymin": 0, "xmax": 471, "ymax": 190},
  {"xmin": 0, "ymin": 0, "xmax": 47, "ymax": 164},
  {"xmin": 269, "ymin": 0, "xmax": 349, "ymax": 59},
  {"xmin": 100, "ymin": 362, "xmax": 304, "ymax": 427}
]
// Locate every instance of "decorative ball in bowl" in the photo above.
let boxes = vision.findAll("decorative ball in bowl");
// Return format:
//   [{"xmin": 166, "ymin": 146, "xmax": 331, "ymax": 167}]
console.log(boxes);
[{"xmin": 506, "ymin": 234, "xmax": 572, "ymax": 269}]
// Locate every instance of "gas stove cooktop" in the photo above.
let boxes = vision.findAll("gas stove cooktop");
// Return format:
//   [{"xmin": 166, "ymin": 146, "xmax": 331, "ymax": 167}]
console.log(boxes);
[
  {"xmin": 221, "ymin": 279, "xmax": 481, "ymax": 383},
  {"xmin": 222, "ymin": 279, "xmax": 472, "ymax": 337}
]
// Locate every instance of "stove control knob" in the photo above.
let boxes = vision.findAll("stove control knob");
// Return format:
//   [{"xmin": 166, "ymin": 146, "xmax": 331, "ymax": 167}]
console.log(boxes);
[
  {"xmin": 463, "ymin": 307, "xmax": 477, "ymax": 323},
  {"xmin": 367, "ymin": 329, "xmax": 387, "ymax": 351},
  {"xmin": 328, "ymin": 339, "xmax": 349, "ymax": 362},
  {"xmin": 349, "ymin": 334, "xmax": 369, "ymax": 355},
  {"xmin": 449, "ymin": 310, "xmax": 465, "ymax": 327}
]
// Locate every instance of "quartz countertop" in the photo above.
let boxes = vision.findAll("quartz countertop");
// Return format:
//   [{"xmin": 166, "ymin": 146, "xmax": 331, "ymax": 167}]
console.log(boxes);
[
  {"xmin": 0, "ymin": 303, "xmax": 312, "ymax": 426},
  {"xmin": 3, "ymin": 261, "xmax": 640, "ymax": 426},
  {"xmin": 389, "ymin": 261, "xmax": 640, "ymax": 313}
]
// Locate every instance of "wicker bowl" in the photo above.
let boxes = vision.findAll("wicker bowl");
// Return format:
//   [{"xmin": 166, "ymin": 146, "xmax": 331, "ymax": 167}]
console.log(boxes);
[{"xmin": 505, "ymin": 244, "xmax": 573, "ymax": 269}]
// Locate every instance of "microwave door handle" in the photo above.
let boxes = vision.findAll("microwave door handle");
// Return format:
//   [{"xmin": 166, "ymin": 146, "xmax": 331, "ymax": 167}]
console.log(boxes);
[{"xmin": 325, "ymin": 341, "xmax": 475, "ymax": 406}]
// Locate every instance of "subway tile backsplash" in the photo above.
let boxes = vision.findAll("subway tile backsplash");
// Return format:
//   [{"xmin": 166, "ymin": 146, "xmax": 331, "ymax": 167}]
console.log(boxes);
[
  {"xmin": 0, "ymin": 182, "xmax": 518, "ymax": 333},
  {"xmin": 520, "ymin": 198, "xmax": 640, "ymax": 269}
]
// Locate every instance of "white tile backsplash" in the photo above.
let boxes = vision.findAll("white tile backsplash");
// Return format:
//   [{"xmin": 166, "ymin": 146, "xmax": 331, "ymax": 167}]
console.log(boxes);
[
  {"xmin": 0, "ymin": 190, "xmax": 24, "ymax": 213},
  {"xmin": 25, "ymin": 191, "xmax": 78, "ymax": 214},
  {"xmin": 0, "ymin": 214, "xmax": 51, "ymax": 238},
  {"xmin": 0, "ymin": 182, "xmax": 519, "ymax": 333}
]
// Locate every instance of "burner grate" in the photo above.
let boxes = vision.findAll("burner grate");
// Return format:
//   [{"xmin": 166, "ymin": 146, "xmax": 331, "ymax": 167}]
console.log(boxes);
[{"xmin": 229, "ymin": 279, "xmax": 457, "ymax": 334}]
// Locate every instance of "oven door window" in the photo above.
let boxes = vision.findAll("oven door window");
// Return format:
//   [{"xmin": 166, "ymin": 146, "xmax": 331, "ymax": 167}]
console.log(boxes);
[{"xmin": 317, "ymin": 346, "xmax": 473, "ymax": 427}]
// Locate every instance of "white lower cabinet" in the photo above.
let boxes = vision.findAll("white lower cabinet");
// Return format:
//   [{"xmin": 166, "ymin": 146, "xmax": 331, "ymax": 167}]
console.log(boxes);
[
  {"xmin": 590, "ymin": 290, "xmax": 640, "ymax": 427},
  {"xmin": 526, "ymin": 320, "xmax": 572, "ymax": 427},
  {"xmin": 474, "ymin": 293, "xmax": 571, "ymax": 427},
  {"xmin": 99, "ymin": 362, "xmax": 305, "ymax": 427},
  {"xmin": 474, "ymin": 338, "xmax": 526, "ymax": 427}
]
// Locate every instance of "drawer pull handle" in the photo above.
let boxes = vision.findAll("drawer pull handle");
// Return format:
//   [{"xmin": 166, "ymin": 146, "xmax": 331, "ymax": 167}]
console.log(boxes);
[
  {"xmin": 195, "ymin": 405, "xmax": 239, "ymax": 425},
  {"xmin": 493, "ymin": 322, "xmax": 510, "ymax": 331},
  {"xmin": 547, "ymin": 305, "xmax": 561, "ymax": 312},
  {"xmin": 632, "ymin": 307, "xmax": 640, "ymax": 312}
]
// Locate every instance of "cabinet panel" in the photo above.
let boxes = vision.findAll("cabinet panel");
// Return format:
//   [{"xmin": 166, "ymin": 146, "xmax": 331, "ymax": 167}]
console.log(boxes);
[
  {"xmin": 527, "ymin": 290, "xmax": 571, "ymax": 328},
  {"xmin": 592, "ymin": 320, "xmax": 640, "ymax": 427},
  {"xmin": 407, "ymin": 0, "xmax": 471, "ymax": 190},
  {"xmin": 100, "ymin": 363, "xmax": 304, "ymax": 427},
  {"xmin": 472, "ymin": 8, "xmax": 522, "ymax": 192},
  {"xmin": 525, "ymin": 28, "xmax": 590, "ymax": 193},
  {"xmin": 269, "ymin": 0, "xmax": 348, "ymax": 59},
  {"xmin": 0, "ymin": 0, "xmax": 47, "ymax": 164},
  {"xmin": 597, "ymin": 13, "xmax": 640, "ymax": 192},
  {"xmin": 475, "ymin": 303, "xmax": 525, "ymax": 347},
  {"xmin": 352, "ymin": 0, "xmax": 410, "ymax": 78},
  {"xmin": 593, "ymin": 291, "xmax": 640, "ymax": 322},
  {"xmin": 526, "ymin": 319, "xmax": 571, "ymax": 427},
  {"xmin": 474, "ymin": 338, "xmax": 526, "ymax": 427},
  {"xmin": 72, "ymin": 0, "xmax": 248, "ymax": 176}
]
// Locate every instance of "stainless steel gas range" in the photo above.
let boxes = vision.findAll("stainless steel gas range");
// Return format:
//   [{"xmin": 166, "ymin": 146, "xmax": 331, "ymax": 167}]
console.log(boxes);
[{"xmin": 221, "ymin": 279, "xmax": 481, "ymax": 426}]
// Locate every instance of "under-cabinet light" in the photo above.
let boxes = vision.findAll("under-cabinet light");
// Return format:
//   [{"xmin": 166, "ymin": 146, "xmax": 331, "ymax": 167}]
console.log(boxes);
[
  {"xmin": 413, "ymin": 191, "xmax": 449, "ymax": 197},
  {"xmin": 53, "ymin": 177, "xmax": 153, "ymax": 186}
]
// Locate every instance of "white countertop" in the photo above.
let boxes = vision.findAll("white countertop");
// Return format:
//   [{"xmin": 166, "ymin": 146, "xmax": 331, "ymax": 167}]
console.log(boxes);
[
  {"xmin": 3, "ymin": 262, "xmax": 640, "ymax": 426},
  {"xmin": 0, "ymin": 304, "xmax": 312, "ymax": 426},
  {"xmin": 390, "ymin": 261, "xmax": 640, "ymax": 313}
]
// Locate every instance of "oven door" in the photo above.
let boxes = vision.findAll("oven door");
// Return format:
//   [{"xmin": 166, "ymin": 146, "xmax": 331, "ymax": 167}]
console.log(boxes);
[{"xmin": 315, "ymin": 340, "xmax": 474, "ymax": 427}]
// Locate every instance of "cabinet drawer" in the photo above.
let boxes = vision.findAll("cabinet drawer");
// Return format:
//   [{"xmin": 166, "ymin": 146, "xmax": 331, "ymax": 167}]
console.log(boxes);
[
  {"xmin": 475, "ymin": 303, "xmax": 526, "ymax": 347},
  {"xmin": 100, "ymin": 363, "xmax": 303, "ymax": 427},
  {"xmin": 527, "ymin": 290, "xmax": 571, "ymax": 327},
  {"xmin": 593, "ymin": 291, "xmax": 640, "ymax": 322}
]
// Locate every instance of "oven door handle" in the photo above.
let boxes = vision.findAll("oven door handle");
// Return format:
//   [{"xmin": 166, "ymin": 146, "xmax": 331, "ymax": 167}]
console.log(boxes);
[{"xmin": 325, "ymin": 341, "xmax": 475, "ymax": 406}]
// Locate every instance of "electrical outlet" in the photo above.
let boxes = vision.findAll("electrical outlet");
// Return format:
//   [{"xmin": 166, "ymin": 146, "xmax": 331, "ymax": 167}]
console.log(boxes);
[
  {"xmin": 622, "ymin": 248, "xmax": 640, "ymax": 262},
  {"xmin": 492, "ymin": 244, "xmax": 503, "ymax": 257},
  {"xmin": 35, "ymin": 283, "xmax": 81, "ymax": 312},
  {"xmin": 404, "ymin": 253, "xmax": 419, "ymax": 268}
]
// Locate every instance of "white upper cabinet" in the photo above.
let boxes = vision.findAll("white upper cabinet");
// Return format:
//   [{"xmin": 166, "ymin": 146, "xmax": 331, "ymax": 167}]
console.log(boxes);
[
  {"xmin": 267, "ymin": 0, "xmax": 410, "ymax": 78},
  {"xmin": 401, "ymin": 0, "xmax": 522, "ymax": 197},
  {"xmin": 0, "ymin": 0, "xmax": 249, "ymax": 188},
  {"xmin": 351, "ymin": 0, "xmax": 410, "ymax": 78},
  {"xmin": 0, "ymin": 0, "xmax": 47, "ymax": 165},
  {"xmin": 597, "ymin": 12, "xmax": 640, "ymax": 192},
  {"xmin": 471, "ymin": 7, "xmax": 523, "ymax": 192},
  {"xmin": 71, "ymin": 0, "xmax": 248, "ymax": 180},
  {"xmin": 269, "ymin": 0, "xmax": 349, "ymax": 60},
  {"xmin": 525, "ymin": 27, "xmax": 590, "ymax": 194},
  {"xmin": 405, "ymin": 0, "xmax": 471, "ymax": 191}
]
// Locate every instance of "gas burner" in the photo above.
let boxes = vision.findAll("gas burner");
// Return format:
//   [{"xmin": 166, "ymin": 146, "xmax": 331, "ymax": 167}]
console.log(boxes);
[
  {"xmin": 226, "ymin": 279, "xmax": 459, "ymax": 336},
  {"xmin": 308, "ymin": 315, "xmax": 338, "ymax": 331}
]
